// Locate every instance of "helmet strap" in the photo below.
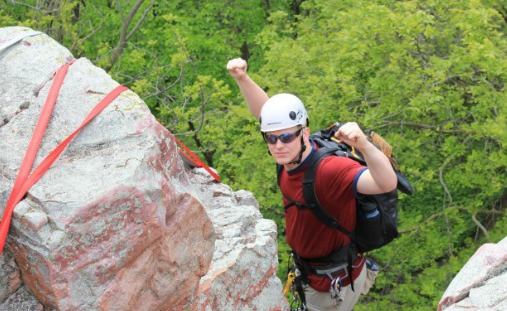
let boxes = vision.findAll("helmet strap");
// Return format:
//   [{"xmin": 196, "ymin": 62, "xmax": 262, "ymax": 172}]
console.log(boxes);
[{"xmin": 288, "ymin": 135, "xmax": 306, "ymax": 165}]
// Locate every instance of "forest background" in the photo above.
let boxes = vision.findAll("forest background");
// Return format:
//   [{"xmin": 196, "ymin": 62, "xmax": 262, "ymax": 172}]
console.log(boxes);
[{"xmin": 1, "ymin": 0, "xmax": 506, "ymax": 310}]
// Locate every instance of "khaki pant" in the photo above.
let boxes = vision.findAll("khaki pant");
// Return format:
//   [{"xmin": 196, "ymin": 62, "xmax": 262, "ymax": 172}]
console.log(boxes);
[{"xmin": 303, "ymin": 263, "xmax": 378, "ymax": 311}]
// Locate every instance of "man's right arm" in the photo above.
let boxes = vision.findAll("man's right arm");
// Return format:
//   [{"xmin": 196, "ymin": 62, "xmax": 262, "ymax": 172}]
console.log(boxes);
[{"xmin": 226, "ymin": 58, "xmax": 269, "ymax": 119}]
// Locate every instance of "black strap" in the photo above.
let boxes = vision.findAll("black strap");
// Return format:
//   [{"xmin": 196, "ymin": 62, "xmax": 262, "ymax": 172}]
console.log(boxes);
[
  {"xmin": 294, "ymin": 275, "xmax": 308, "ymax": 310},
  {"xmin": 302, "ymin": 147, "xmax": 341, "ymax": 227},
  {"xmin": 282, "ymin": 193, "xmax": 313, "ymax": 211},
  {"xmin": 277, "ymin": 145, "xmax": 356, "ymax": 239},
  {"xmin": 292, "ymin": 245, "xmax": 358, "ymax": 292},
  {"xmin": 347, "ymin": 246, "xmax": 355, "ymax": 291},
  {"xmin": 302, "ymin": 147, "xmax": 357, "ymax": 241}
]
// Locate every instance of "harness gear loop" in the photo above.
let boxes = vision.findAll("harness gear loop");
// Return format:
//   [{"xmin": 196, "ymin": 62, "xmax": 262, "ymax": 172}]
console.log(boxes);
[
  {"xmin": 329, "ymin": 275, "xmax": 343, "ymax": 301},
  {"xmin": 0, "ymin": 60, "xmax": 128, "ymax": 255}
]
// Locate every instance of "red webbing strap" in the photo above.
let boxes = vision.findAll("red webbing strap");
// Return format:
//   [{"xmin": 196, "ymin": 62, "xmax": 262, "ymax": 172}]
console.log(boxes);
[
  {"xmin": 0, "ymin": 60, "xmax": 128, "ymax": 254},
  {"xmin": 10, "ymin": 62, "xmax": 73, "ymax": 199},
  {"xmin": 16, "ymin": 84, "xmax": 128, "ymax": 195},
  {"xmin": 174, "ymin": 137, "xmax": 220, "ymax": 183},
  {"xmin": 0, "ymin": 61, "xmax": 73, "ymax": 254}
]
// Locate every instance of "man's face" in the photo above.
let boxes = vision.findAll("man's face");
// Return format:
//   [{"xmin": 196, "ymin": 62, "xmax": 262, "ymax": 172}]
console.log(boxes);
[{"xmin": 263, "ymin": 126, "xmax": 304, "ymax": 165}]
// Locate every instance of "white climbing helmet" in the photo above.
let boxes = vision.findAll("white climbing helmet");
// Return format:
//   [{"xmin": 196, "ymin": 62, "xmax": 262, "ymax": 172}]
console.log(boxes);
[{"xmin": 259, "ymin": 93, "xmax": 308, "ymax": 132}]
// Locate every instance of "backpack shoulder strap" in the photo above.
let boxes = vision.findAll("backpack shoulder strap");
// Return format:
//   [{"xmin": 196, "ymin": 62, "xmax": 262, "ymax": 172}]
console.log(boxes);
[
  {"xmin": 275, "ymin": 141, "xmax": 355, "ymax": 238},
  {"xmin": 302, "ymin": 146, "xmax": 354, "ymax": 238},
  {"xmin": 276, "ymin": 164, "xmax": 283, "ymax": 187}
]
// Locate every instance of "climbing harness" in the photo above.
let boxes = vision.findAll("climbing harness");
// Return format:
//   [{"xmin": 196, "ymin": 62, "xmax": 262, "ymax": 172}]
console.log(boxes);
[
  {"xmin": 0, "ymin": 59, "xmax": 128, "ymax": 254},
  {"xmin": 284, "ymin": 248, "xmax": 368, "ymax": 309}
]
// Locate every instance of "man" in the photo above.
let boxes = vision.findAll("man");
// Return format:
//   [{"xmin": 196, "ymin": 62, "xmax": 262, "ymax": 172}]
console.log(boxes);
[{"xmin": 226, "ymin": 58, "xmax": 397, "ymax": 311}]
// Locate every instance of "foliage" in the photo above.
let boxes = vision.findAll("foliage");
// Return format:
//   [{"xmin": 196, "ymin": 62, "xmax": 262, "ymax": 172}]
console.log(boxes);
[
  {"xmin": 2, "ymin": 1, "xmax": 507, "ymax": 309},
  {"xmin": 253, "ymin": 0, "xmax": 507, "ymax": 308}
]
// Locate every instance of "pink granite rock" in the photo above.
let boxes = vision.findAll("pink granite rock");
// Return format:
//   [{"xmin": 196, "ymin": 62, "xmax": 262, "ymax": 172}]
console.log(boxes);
[
  {"xmin": 438, "ymin": 237, "xmax": 507, "ymax": 311},
  {"xmin": 1, "ymin": 26, "xmax": 214, "ymax": 310},
  {"xmin": 0, "ymin": 26, "xmax": 288, "ymax": 311}
]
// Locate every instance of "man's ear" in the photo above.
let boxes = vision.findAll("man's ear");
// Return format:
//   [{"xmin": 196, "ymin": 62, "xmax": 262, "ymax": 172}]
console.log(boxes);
[{"xmin": 303, "ymin": 127, "xmax": 311, "ymax": 138}]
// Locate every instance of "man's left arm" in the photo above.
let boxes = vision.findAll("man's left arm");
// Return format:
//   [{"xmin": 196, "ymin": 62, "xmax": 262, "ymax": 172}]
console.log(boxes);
[{"xmin": 335, "ymin": 122, "xmax": 397, "ymax": 195}]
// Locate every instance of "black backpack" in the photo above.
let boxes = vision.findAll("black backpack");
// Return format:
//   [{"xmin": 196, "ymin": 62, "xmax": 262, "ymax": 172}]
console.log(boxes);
[{"xmin": 278, "ymin": 123, "xmax": 413, "ymax": 253}]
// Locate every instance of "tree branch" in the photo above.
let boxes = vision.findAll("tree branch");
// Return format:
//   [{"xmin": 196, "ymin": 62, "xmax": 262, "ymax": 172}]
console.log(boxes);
[
  {"xmin": 399, "ymin": 207, "xmax": 503, "ymax": 236},
  {"xmin": 439, "ymin": 157, "xmax": 454, "ymax": 257},
  {"xmin": 471, "ymin": 212, "xmax": 489, "ymax": 239},
  {"xmin": 373, "ymin": 121, "xmax": 469, "ymax": 135},
  {"xmin": 105, "ymin": 0, "xmax": 154, "ymax": 72}
]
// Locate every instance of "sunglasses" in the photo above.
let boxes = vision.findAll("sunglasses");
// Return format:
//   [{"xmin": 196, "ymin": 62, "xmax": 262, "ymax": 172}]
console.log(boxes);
[{"xmin": 263, "ymin": 128, "xmax": 303, "ymax": 145}]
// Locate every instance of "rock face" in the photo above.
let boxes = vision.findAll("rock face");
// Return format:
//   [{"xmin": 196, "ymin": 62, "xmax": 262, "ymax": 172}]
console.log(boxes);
[
  {"xmin": 438, "ymin": 237, "xmax": 507, "ymax": 311},
  {"xmin": 0, "ymin": 26, "xmax": 287, "ymax": 310},
  {"xmin": 187, "ymin": 171, "xmax": 287, "ymax": 311}
]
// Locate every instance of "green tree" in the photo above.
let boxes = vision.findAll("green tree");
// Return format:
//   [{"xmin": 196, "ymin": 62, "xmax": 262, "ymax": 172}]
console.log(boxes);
[
  {"xmin": 247, "ymin": 0, "xmax": 507, "ymax": 309},
  {"xmin": 0, "ymin": 0, "xmax": 284, "ymax": 168},
  {"xmin": 2, "ymin": 1, "xmax": 507, "ymax": 309}
]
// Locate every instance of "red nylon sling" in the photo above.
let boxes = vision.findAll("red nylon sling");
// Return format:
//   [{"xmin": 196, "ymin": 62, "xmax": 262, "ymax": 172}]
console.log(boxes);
[
  {"xmin": 0, "ymin": 60, "xmax": 128, "ymax": 254},
  {"xmin": 174, "ymin": 136, "xmax": 221, "ymax": 183}
]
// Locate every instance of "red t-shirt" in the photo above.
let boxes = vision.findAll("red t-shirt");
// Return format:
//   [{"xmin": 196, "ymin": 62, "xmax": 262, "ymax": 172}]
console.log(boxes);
[{"xmin": 280, "ymin": 146, "xmax": 366, "ymax": 291}]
